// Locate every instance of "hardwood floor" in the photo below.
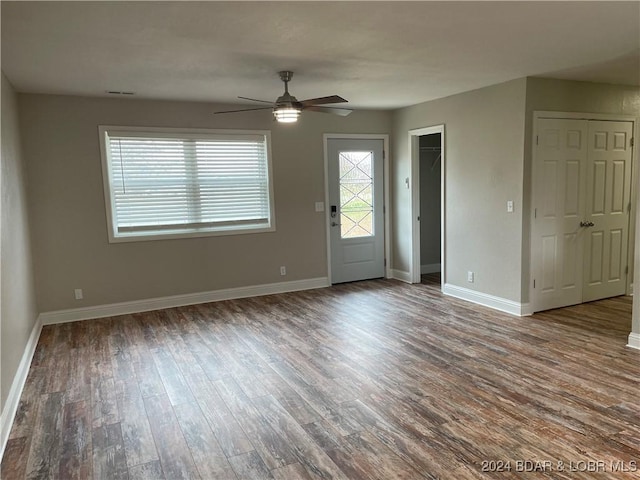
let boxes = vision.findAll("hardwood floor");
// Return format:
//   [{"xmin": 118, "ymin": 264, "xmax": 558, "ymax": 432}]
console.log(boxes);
[{"xmin": 2, "ymin": 278, "xmax": 639, "ymax": 479}]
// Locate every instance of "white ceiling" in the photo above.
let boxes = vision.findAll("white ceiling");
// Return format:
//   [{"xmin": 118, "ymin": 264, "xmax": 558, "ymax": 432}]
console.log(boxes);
[{"xmin": 2, "ymin": 1, "xmax": 639, "ymax": 110}]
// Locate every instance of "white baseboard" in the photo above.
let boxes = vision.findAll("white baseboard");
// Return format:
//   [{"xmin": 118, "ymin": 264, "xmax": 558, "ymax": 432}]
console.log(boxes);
[
  {"xmin": 1, "ymin": 316, "xmax": 42, "ymax": 460},
  {"xmin": 442, "ymin": 283, "xmax": 529, "ymax": 316},
  {"xmin": 520, "ymin": 303, "xmax": 533, "ymax": 316},
  {"xmin": 391, "ymin": 269, "xmax": 412, "ymax": 283},
  {"xmin": 39, "ymin": 277, "xmax": 330, "ymax": 325},
  {"xmin": 420, "ymin": 263, "xmax": 441, "ymax": 274},
  {"xmin": 627, "ymin": 332, "xmax": 640, "ymax": 350}
]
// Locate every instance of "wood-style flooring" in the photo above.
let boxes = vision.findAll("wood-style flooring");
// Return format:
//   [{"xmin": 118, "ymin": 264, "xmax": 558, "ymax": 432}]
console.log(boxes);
[{"xmin": 2, "ymin": 276, "xmax": 639, "ymax": 479}]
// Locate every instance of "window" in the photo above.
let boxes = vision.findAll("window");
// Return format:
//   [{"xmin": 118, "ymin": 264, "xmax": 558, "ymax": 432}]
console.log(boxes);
[
  {"xmin": 99, "ymin": 126, "xmax": 274, "ymax": 242},
  {"xmin": 338, "ymin": 151, "xmax": 374, "ymax": 238}
]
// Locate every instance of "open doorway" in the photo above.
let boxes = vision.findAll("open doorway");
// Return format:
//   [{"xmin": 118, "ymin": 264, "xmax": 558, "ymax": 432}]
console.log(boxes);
[
  {"xmin": 418, "ymin": 133, "xmax": 442, "ymax": 286},
  {"xmin": 409, "ymin": 125, "xmax": 445, "ymax": 285}
]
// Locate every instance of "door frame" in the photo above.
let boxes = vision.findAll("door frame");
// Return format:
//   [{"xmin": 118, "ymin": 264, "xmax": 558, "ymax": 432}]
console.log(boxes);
[
  {"xmin": 323, "ymin": 134, "xmax": 391, "ymax": 283},
  {"xmin": 409, "ymin": 125, "xmax": 446, "ymax": 285},
  {"xmin": 530, "ymin": 111, "xmax": 638, "ymax": 312}
]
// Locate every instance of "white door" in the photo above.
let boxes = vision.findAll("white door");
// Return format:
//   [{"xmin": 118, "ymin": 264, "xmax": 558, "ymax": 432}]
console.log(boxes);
[
  {"xmin": 532, "ymin": 118, "xmax": 634, "ymax": 311},
  {"xmin": 328, "ymin": 138, "xmax": 384, "ymax": 284},
  {"xmin": 583, "ymin": 121, "xmax": 633, "ymax": 301},
  {"xmin": 533, "ymin": 118, "xmax": 588, "ymax": 311}
]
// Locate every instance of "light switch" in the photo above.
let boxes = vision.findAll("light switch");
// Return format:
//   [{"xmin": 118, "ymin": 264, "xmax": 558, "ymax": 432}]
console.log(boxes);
[
  {"xmin": 315, "ymin": 202, "xmax": 324, "ymax": 212},
  {"xmin": 507, "ymin": 200, "xmax": 514, "ymax": 213}
]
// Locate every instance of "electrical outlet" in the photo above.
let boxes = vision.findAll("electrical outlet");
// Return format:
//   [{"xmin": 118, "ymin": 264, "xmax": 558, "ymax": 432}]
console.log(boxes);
[
  {"xmin": 467, "ymin": 271, "xmax": 474, "ymax": 283},
  {"xmin": 280, "ymin": 266, "xmax": 286, "ymax": 276},
  {"xmin": 507, "ymin": 200, "xmax": 514, "ymax": 213},
  {"xmin": 74, "ymin": 288, "xmax": 83, "ymax": 300}
]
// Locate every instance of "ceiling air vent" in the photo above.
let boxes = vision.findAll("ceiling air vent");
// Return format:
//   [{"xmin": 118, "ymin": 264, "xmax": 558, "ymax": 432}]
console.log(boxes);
[{"xmin": 106, "ymin": 91, "xmax": 135, "ymax": 95}]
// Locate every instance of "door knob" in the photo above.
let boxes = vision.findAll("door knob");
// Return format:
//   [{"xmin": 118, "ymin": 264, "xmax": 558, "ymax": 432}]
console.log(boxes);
[{"xmin": 331, "ymin": 221, "xmax": 341, "ymax": 227}]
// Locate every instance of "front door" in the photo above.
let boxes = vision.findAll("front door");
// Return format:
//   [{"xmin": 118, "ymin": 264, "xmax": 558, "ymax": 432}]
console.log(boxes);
[{"xmin": 327, "ymin": 138, "xmax": 384, "ymax": 284}]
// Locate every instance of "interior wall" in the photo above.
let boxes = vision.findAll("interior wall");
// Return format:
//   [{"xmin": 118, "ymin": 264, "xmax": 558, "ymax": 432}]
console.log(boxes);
[
  {"xmin": 19, "ymin": 93, "xmax": 391, "ymax": 312},
  {"xmin": 419, "ymin": 134, "xmax": 441, "ymax": 270},
  {"xmin": 523, "ymin": 78, "xmax": 640, "ymax": 304},
  {"xmin": 1, "ymin": 73, "xmax": 38, "ymax": 410},
  {"xmin": 392, "ymin": 78, "xmax": 527, "ymax": 302}
]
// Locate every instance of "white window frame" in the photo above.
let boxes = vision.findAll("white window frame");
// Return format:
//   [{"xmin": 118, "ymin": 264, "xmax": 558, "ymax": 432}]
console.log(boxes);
[{"xmin": 98, "ymin": 125, "xmax": 275, "ymax": 243}]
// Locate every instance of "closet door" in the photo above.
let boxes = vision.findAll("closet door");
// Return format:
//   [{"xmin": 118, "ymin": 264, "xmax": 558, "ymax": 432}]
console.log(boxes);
[
  {"xmin": 583, "ymin": 121, "xmax": 633, "ymax": 302},
  {"xmin": 533, "ymin": 119, "xmax": 588, "ymax": 311}
]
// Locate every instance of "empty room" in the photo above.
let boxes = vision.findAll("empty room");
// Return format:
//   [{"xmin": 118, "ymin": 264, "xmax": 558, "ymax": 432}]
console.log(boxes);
[{"xmin": 1, "ymin": 1, "xmax": 639, "ymax": 479}]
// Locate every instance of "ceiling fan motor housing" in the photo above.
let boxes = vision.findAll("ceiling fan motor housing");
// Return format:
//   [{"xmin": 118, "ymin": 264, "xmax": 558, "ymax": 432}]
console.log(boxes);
[
  {"xmin": 276, "ymin": 71, "xmax": 302, "ymax": 110},
  {"xmin": 275, "ymin": 93, "xmax": 302, "ymax": 110}
]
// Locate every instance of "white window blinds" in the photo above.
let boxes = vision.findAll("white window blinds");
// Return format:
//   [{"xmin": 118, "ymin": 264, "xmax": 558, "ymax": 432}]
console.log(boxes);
[{"xmin": 100, "ymin": 128, "xmax": 274, "ymax": 241}]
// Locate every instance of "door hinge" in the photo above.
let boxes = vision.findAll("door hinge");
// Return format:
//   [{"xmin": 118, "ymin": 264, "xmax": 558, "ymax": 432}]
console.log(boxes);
[
  {"xmin": 631, "ymin": 137, "xmax": 634, "ymax": 147},
  {"xmin": 628, "ymin": 203, "xmax": 632, "ymax": 213},
  {"xmin": 534, "ymin": 208, "xmax": 537, "ymax": 219},
  {"xmin": 383, "ymin": 205, "xmax": 386, "ymax": 214},
  {"xmin": 384, "ymin": 258, "xmax": 387, "ymax": 267},
  {"xmin": 625, "ymin": 265, "xmax": 629, "ymax": 275},
  {"xmin": 383, "ymin": 150, "xmax": 386, "ymax": 160},
  {"xmin": 536, "ymin": 135, "xmax": 539, "ymax": 145},
  {"xmin": 533, "ymin": 279, "xmax": 536, "ymax": 288}
]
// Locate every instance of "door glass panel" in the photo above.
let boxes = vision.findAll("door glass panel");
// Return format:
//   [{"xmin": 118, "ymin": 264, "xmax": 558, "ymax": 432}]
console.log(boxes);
[{"xmin": 339, "ymin": 151, "xmax": 374, "ymax": 238}]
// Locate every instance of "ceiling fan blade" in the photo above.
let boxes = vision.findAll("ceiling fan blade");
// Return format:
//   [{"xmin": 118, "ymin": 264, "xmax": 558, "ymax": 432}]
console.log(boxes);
[
  {"xmin": 300, "ymin": 95, "xmax": 348, "ymax": 106},
  {"xmin": 238, "ymin": 96, "xmax": 274, "ymax": 104},
  {"xmin": 304, "ymin": 106, "xmax": 353, "ymax": 117},
  {"xmin": 214, "ymin": 107, "xmax": 273, "ymax": 114}
]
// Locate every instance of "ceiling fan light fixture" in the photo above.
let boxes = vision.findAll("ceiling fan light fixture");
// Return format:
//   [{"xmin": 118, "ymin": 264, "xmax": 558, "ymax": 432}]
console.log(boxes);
[{"xmin": 273, "ymin": 107, "xmax": 301, "ymax": 123}]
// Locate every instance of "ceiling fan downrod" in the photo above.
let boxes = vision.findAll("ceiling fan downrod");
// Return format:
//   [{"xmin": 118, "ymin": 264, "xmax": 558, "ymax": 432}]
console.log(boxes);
[{"xmin": 278, "ymin": 71, "xmax": 294, "ymax": 93}]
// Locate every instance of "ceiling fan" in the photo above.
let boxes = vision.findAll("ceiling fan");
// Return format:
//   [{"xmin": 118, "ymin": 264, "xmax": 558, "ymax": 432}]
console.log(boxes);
[{"xmin": 214, "ymin": 71, "xmax": 353, "ymax": 123}]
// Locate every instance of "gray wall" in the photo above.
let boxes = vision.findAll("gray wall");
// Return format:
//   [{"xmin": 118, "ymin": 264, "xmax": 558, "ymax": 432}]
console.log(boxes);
[
  {"xmin": 19, "ymin": 93, "xmax": 391, "ymax": 312},
  {"xmin": 392, "ymin": 78, "xmax": 527, "ymax": 302},
  {"xmin": 523, "ymin": 78, "xmax": 640, "ymax": 303},
  {"xmin": 419, "ymin": 135, "xmax": 441, "ymax": 268},
  {"xmin": 1, "ymin": 73, "xmax": 38, "ymax": 410}
]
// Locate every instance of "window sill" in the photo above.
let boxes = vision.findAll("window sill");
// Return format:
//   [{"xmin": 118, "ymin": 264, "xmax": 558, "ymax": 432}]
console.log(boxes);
[{"xmin": 107, "ymin": 224, "xmax": 276, "ymax": 243}]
